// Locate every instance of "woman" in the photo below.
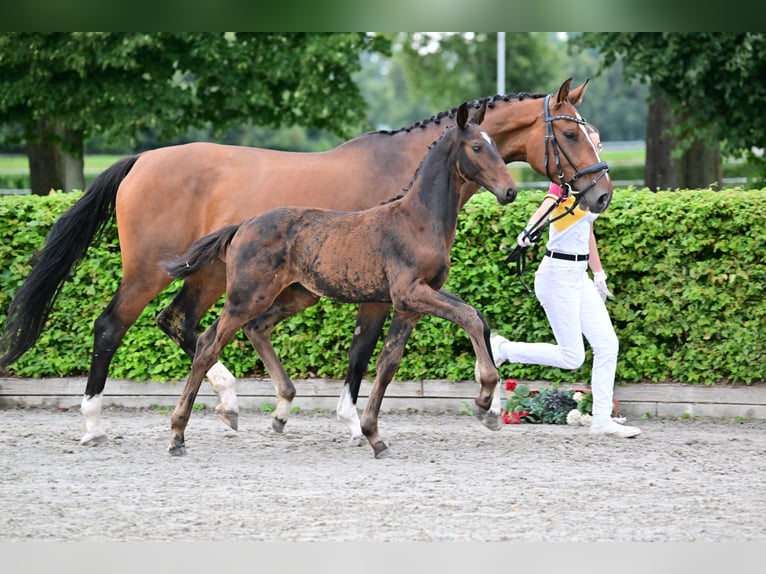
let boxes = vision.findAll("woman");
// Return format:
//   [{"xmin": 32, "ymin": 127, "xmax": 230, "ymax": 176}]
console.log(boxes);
[{"xmin": 491, "ymin": 126, "xmax": 640, "ymax": 438}]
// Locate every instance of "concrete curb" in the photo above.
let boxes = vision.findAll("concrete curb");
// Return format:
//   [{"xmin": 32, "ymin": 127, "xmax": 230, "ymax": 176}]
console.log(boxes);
[{"xmin": 2, "ymin": 377, "xmax": 766, "ymax": 420}]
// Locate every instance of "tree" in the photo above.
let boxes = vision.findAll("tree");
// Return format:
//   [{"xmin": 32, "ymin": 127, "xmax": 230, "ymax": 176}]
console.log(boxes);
[
  {"xmin": 393, "ymin": 33, "xmax": 559, "ymax": 112},
  {"xmin": 0, "ymin": 32, "xmax": 389, "ymax": 195},
  {"xmin": 572, "ymin": 32, "xmax": 766, "ymax": 189}
]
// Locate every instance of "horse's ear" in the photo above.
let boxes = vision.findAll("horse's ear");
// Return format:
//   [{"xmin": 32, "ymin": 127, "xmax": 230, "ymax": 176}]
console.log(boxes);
[
  {"xmin": 555, "ymin": 77, "xmax": 574, "ymax": 105},
  {"xmin": 457, "ymin": 101, "xmax": 469, "ymax": 129},
  {"xmin": 566, "ymin": 78, "xmax": 590, "ymax": 106},
  {"xmin": 470, "ymin": 98, "xmax": 488, "ymax": 125}
]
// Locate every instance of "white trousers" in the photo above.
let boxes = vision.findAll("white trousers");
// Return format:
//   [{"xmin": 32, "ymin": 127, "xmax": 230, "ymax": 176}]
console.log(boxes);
[{"xmin": 493, "ymin": 256, "xmax": 619, "ymax": 417}]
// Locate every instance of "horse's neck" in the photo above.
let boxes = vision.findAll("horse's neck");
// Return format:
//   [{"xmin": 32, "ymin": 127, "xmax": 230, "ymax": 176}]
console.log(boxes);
[
  {"xmin": 482, "ymin": 96, "xmax": 541, "ymax": 163},
  {"xmin": 403, "ymin": 152, "xmax": 461, "ymax": 235}
]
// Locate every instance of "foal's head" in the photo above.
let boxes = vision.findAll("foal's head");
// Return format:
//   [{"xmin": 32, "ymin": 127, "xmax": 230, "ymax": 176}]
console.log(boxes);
[{"xmin": 454, "ymin": 100, "xmax": 517, "ymax": 205}]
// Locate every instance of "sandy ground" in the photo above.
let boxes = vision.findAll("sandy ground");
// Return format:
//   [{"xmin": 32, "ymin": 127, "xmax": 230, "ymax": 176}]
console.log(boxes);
[{"xmin": 1, "ymin": 405, "xmax": 765, "ymax": 543}]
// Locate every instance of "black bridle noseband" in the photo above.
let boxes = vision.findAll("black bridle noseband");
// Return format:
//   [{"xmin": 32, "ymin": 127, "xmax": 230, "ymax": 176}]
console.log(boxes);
[{"xmin": 503, "ymin": 93, "xmax": 610, "ymax": 292}]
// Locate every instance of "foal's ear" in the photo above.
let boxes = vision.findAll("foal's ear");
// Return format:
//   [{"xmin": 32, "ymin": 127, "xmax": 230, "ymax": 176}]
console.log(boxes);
[
  {"xmin": 470, "ymin": 98, "xmax": 488, "ymax": 125},
  {"xmin": 457, "ymin": 101, "xmax": 469, "ymax": 129}
]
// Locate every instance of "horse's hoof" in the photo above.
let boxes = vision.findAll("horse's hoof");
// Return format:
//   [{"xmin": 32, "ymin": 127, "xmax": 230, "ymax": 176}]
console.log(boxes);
[
  {"xmin": 372, "ymin": 441, "xmax": 390, "ymax": 459},
  {"xmin": 474, "ymin": 405, "xmax": 502, "ymax": 431},
  {"xmin": 168, "ymin": 444, "xmax": 187, "ymax": 457},
  {"xmin": 271, "ymin": 417, "xmax": 287, "ymax": 434},
  {"xmin": 348, "ymin": 434, "xmax": 364, "ymax": 447},
  {"xmin": 215, "ymin": 405, "xmax": 239, "ymax": 431},
  {"xmin": 80, "ymin": 430, "xmax": 107, "ymax": 446}
]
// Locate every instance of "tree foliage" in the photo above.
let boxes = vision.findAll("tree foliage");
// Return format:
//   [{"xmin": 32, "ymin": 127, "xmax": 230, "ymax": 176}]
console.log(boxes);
[
  {"xmin": 0, "ymin": 33, "xmax": 390, "ymax": 193},
  {"xmin": 394, "ymin": 33, "xmax": 559, "ymax": 112},
  {"xmin": 0, "ymin": 32, "xmax": 388, "ymax": 143},
  {"xmin": 572, "ymin": 33, "xmax": 766, "ymax": 176}
]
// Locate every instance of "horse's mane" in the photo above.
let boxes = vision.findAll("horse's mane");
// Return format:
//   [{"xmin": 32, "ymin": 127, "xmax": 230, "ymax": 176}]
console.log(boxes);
[
  {"xmin": 375, "ymin": 91, "xmax": 546, "ymax": 204},
  {"xmin": 372, "ymin": 92, "xmax": 546, "ymax": 136},
  {"xmin": 379, "ymin": 126, "xmax": 458, "ymax": 206}
]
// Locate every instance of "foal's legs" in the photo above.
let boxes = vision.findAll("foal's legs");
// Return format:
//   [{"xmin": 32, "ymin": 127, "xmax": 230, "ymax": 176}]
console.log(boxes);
[
  {"xmin": 337, "ymin": 302, "xmax": 392, "ymax": 445},
  {"xmin": 156, "ymin": 265, "xmax": 241, "ymax": 429},
  {"xmin": 241, "ymin": 284, "xmax": 320, "ymax": 433},
  {"xmin": 360, "ymin": 311, "xmax": 421, "ymax": 458},
  {"xmin": 391, "ymin": 284, "xmax": 502, "ymax": 431},
  {"xmin": 169, "ymin": 313, "xmax": 249, "ymax": 455}
]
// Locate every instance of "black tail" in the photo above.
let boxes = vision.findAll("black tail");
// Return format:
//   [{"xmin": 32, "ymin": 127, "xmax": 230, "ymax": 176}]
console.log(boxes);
[
  {"xmin": 0, "ymin": 155, "xmax": 139, "ymax": 369},
  {"xmin": 163, "ymin": 224, "xmax": 240, "ymax": 280}
]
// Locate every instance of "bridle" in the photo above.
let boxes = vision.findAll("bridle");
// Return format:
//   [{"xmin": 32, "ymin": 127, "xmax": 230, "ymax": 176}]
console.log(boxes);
[
  {"xmin": 503, "ymin": 93, "xmax": 610, "ymax": 292},
  {"xmin": 543, "ymin": 93, "xmax": 609, "ymax": 202}
]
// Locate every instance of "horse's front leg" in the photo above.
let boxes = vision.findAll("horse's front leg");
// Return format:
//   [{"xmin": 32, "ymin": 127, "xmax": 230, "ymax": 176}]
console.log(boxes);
[
  {"xmin": 360, "ymin": 311, "xmax": 421, "ymax": 459},
  {"xmin": 242, "ymin": 285, "xmax": 320, "ymax": 433},
  {"xmin": 337, "ymin": 302, "xmax": 392, "ymax": 446}
]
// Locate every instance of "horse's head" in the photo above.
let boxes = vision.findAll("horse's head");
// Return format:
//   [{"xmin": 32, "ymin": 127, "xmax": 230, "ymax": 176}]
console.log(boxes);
[
  {"xmin": 455, "ymin": 100, "xmax": 517, "ymax": 206},
  {"xmin": 529, "ymin": 78, "xmax": 613, "ymax": 213}
]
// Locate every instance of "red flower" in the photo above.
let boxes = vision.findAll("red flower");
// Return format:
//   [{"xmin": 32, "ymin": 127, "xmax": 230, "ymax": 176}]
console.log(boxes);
[
  {"xmin": 505, "ymin": 379, "xmax": 517, "ymax": 392},
  {"xmin": 502, "ymin": 411, "xmax": 522, "ymax": 425}
]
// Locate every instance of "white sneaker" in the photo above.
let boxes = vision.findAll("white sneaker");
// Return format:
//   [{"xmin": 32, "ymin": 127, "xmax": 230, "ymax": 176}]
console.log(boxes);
[{"xmin": 589, "ymin": 418, "xmax": 641, "ymax": 438}]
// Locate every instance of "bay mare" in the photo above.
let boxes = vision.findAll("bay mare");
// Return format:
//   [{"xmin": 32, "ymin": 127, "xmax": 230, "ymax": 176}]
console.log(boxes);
[
  {"xmin": 0, "ymin": 78, "xmax": 611, "ymax": 446},
  {"xmin": 164, "ymin": 102, "xmax": 517, "ymax": 457}
]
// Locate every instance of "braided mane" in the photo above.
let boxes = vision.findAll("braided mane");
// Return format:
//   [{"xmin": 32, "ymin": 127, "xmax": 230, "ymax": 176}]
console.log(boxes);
[{"xmin": 373, "ymin": 91, "xmax": 546, "ymax": 136}]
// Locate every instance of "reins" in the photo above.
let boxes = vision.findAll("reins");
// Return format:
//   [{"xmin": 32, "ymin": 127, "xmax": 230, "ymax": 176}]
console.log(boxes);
[
  {"xmin": 504, "ymin": 93, "xmax": 610, "ymax": 293},
  {"xmin": 503, "ymin": 192, "xmax": 579, "ymax": 292}
]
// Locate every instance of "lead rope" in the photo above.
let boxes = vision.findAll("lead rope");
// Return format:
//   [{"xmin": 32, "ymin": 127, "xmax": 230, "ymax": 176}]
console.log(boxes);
[{"xmin": 503, "ymin": 192, "xmax": 581, "ymax": 293}]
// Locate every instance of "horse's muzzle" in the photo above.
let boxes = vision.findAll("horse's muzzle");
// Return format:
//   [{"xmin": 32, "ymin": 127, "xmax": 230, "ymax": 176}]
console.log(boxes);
[
  {"xmin": 501, "ymin": 187, "xmax": 517, "ymax": 205},
  {"xmin": 593, "ymin": 190, "xmax": 612, "ymax": 213}
]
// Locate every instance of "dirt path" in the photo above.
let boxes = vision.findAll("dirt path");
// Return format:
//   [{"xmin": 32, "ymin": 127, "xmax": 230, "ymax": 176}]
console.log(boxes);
[{"xmin": 1, "ymin": 406, "xmax": 765, "ymax": 542}]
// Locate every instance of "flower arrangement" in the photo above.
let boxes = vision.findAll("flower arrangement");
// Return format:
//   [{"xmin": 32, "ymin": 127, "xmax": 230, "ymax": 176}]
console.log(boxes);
[{"xmin": 501, "ymin": 379, "xmax": 593, "ymax": 426}]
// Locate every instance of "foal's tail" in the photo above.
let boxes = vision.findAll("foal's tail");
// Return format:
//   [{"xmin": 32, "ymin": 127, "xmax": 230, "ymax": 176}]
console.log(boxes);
[
  {"xmin": 164, "ymin": 224, "xmax": 240, "ymax": 280},
  {"xmin": 0, "ymin": 155, "xmax": 139, "ymax": 369}
]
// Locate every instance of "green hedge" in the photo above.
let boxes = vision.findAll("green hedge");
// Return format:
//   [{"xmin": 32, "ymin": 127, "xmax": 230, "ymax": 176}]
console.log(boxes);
[{"xmin": 1, "ymin": 187, "xmax": 764, "ymax": 385}]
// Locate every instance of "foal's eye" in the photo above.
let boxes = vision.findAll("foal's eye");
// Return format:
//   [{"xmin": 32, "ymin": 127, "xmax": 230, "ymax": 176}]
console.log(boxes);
[{"xmin": 472, "ymin": 145, "xmax": 482, "ymax": 152}]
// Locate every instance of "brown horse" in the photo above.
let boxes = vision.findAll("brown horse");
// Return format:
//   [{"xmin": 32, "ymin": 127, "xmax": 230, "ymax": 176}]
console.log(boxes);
[
  {"xmin": 0, "ymin": 78, "xmax": 610, "ymax": 446},
  {"xmin": 163, "ymin": 101, "xmax": 518, "ymax": 457}
]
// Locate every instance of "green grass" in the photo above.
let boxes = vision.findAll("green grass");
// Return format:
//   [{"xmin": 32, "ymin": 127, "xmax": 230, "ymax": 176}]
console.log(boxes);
[{"xmin": 0, "ymin": 154, "xmax": 128, "ymax": 174}]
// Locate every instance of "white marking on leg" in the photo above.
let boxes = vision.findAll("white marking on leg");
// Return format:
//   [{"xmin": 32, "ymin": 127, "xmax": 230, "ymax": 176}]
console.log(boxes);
[
  {"xmin": 490, "ymin": 392, "xmax": 502, "ymax": 415},
  {"xmin": 80, "ymin": 394, "xmax": 106, "ymax": 445},
  {"xmin": 206, "ymin": 361, "xmax": 238, "ymax": 413},
  {"xmin": 274, "ymin": 395, "xmax": 292, "ymax": 425},
  {"xmin": 336, "ymin": 385, "xmax": 363, "ymax": 442}
]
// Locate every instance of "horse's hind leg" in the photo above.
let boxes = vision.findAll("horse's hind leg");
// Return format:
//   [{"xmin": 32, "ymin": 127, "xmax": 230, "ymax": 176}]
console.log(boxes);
[
  {"xmin": 156, "ymin": 266, "xmax": 240, "ymax": 430},
  {"xmin": 337, "ymin": 302, "xmax": 391, "ymax": 446},
  {"xmin": 82, "ymin": 275, "xmax": 169, "ymax": 446},
  {"xmin": 360, "ymin": 311, "xmax": 421, "ymax": 459},
  {"xmin": 241, "ymin": 284, "xmax": 320, "ymax": 433}
]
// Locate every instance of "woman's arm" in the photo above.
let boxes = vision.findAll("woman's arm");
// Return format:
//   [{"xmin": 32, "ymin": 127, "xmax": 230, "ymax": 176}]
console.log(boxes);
[{"xmin": 588, "ymin": 222, "xmax": 603, "ymax": 273}]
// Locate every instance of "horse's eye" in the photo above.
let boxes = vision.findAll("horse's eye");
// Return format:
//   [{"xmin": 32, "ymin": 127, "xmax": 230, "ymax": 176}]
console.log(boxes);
[
  {"xmin": 563, "ymin": 131, "xmax": 577, "ymax": 141},
  {"xmin": 472, "ymin": 145, "xmax": 482, "ymax": 152}
]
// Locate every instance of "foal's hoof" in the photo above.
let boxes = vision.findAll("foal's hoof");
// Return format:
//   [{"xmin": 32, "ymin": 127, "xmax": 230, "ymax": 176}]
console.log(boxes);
[
  {"xmin": 372, "ymin": 441, "xmax": 391, "ymax": 459},
  {"xmin": 271, "ymin": 417, "xmax": 287, "ymax": 434},
  {"xmin": 80, "ymin": 430, "xmax": 107, "ymax": 446},
  {"xmin": 168, "ymin": 435, "xmax": 187, "ymax": 456},
  {"xmin": 215, "ymin": 405, "xmax": 239, "ymax": 431},
  {"xmin": 168, "ymin": 444, "xmax": 187, "ymax": 457},
  {"xmin": 474, "ymin": 405, "xmax": 502, "ymax": 431}
]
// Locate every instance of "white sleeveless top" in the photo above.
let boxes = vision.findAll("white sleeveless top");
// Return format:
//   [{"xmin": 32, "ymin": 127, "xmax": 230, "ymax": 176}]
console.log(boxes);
[{"xmin": 544, "ymin": 184, "xmax": 599, "ymax": 255}]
